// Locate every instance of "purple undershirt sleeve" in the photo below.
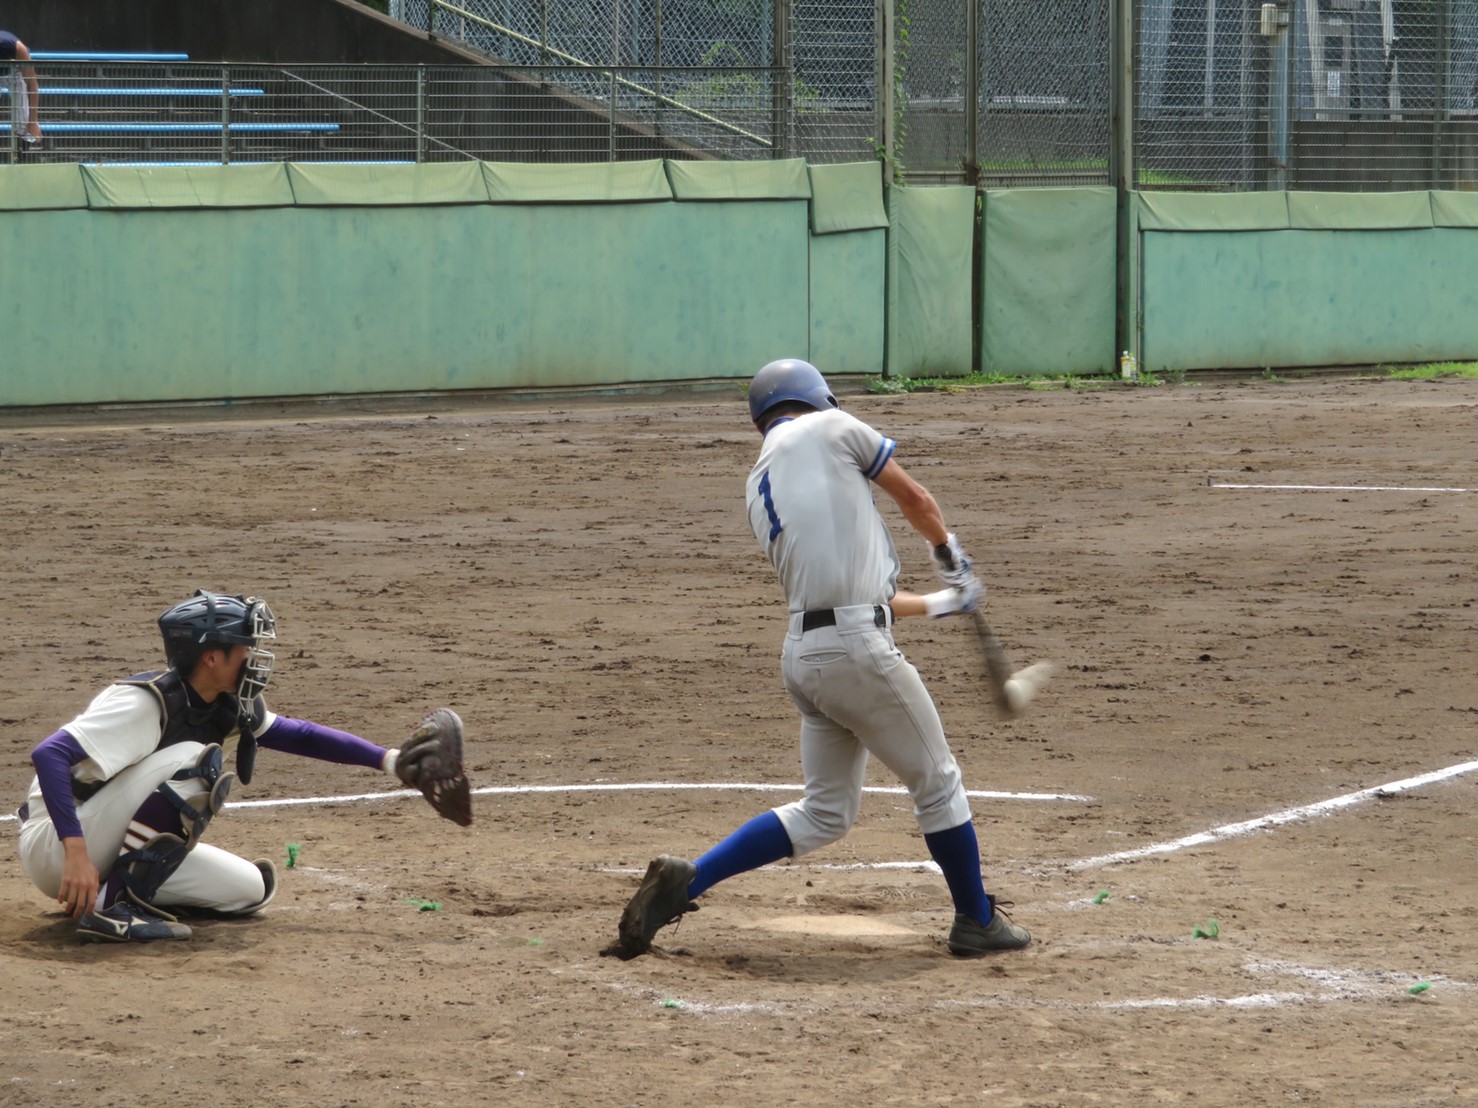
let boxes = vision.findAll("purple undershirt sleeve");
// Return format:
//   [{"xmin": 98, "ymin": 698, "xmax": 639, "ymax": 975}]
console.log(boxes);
[
  {"xmin": 30, "ymin": 730, "xmax": 88, "ymax": 841},
  {"xmin": 257, "ymin": 715, "xmax": 389, "ymax": 771}
]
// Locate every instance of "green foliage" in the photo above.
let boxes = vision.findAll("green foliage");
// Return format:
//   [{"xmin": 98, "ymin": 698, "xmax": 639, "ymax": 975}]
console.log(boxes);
[
  {"xmin": 891, "ymin": 0, "xmax": 910, "ymax": 184},
  {"xmin": 1378, "ymin": 361, "xmax": 1478, "ymax": 380}
]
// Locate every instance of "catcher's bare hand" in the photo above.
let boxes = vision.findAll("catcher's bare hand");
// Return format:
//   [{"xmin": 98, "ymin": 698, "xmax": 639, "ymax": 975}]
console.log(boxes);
[{"xmin": 395, "ymin": 708, "xmax": 473, "ymax": 826}]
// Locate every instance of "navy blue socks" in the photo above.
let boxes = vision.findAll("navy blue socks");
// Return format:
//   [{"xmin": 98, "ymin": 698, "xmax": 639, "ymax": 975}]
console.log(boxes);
[
  {"xmin": 689, "ymin": 810, "xmax": 794, "ymax": 898},
  {"xmin": 924, "ymin": 820, "xmax": 994, "ymax": 925}
]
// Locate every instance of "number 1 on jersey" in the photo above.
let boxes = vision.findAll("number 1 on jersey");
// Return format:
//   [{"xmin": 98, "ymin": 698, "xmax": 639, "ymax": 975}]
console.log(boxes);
[{"xmin": 758, "ymin": 470, "xmax": 782, "ymax": 540}]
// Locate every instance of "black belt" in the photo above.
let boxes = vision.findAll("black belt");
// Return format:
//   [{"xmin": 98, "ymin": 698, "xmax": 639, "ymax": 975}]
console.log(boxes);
[{"xmin": 801, "ymin": 605, "xmax": 889, "ymax": 633}]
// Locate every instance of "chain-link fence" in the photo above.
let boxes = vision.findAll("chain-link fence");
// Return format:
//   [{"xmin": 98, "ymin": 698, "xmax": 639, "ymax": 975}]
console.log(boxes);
[
  {"xmin": 1138, "ymin": 0, "xmax": 1478, "ymax": 191},
  {"xmin": 11, "ymin": 3, "xmax": 1478, "ymax": 188}
]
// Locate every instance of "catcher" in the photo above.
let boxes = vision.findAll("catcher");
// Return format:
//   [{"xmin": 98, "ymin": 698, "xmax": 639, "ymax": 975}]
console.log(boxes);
[{"xmin": 14, "ymin": 590, "xmax": 471, "ymax": 943}]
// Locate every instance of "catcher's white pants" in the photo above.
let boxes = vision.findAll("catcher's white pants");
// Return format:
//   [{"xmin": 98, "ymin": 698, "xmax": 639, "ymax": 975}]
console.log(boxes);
[
  {"xmin": 18, "ymin": 741, "xmax": 267, "ymax": 913},
  {"xmin": 772, "ymin": 604, "xmax": 972, "ymax": 856}
]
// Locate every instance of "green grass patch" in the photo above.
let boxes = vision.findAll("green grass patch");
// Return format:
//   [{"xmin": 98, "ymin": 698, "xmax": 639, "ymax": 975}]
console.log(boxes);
[
  {"xmin": 1377, "ymin": 361, "xmax": 1478, "ymax": 380},
  {"xmin": 867, "ymin": 369, "xmax": 1178, "ymax": 394}
]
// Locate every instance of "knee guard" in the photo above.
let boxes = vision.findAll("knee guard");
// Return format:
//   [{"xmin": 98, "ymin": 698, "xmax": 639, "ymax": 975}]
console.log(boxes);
[
  {"xmin": 115, "ymin": 831, "xmax": 192, "ymax": 917},
  {"xmin": 164, "ymin": 743, "xmax": 236, "ymax": 846},
  {"xmin": 114, "ymin": 744, "xmax": 235, "ymax": 914}
]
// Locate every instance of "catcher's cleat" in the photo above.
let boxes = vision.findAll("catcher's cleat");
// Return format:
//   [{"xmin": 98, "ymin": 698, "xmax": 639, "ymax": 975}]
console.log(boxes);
[
  {"xmin": 946, "ymin": 896, "xmax": 1031, "ymax": 956},
  {"xmin": 616, "ymin": 855, "xmax": 699, "ymax": 959},
  {"xmin": 77, "ymin": 901, "xmax": 192, "ymax": 943}
]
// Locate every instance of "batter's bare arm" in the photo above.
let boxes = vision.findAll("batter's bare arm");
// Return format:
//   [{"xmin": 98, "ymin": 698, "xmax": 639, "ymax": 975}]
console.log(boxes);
[{"xmin": 872, "ymin": 459, "xmax": 948, "ymax": 547}]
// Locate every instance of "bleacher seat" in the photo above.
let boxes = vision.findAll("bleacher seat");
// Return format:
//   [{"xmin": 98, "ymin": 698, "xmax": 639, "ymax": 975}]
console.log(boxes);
[
  {"xmin": 45, "ymin": 122, "xmax": 341, "ymax": 136},
  {"xmin": 2, "ymin": 87, "xmax": 266, "ymax": 98},
  {"xmin": 30, "ymin": 52, "xmax": 191, "ymax": 62}
]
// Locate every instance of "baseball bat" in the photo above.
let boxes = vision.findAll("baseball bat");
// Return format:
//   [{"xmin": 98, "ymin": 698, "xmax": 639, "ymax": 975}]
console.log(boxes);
[{"xmin": 969, "ymin": 608, "xmax": 1019, "ymax": 717}]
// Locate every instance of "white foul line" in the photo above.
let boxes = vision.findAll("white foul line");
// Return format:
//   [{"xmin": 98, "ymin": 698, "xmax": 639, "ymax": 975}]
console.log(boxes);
[
  {"xmin": 0, "ymin": 781, "xmax": 1091, "ymax": 824},
  {"xmin": 1069, "ymin": 758, "xmax": 1478, "ymax": 871},
  {"xmin": 215, "ymin": 780, "xmax": 1091, "ymax": 814},
  {"xmin": 1210, "ymin": 482, "xmax": 1473, "ymax": 493}
]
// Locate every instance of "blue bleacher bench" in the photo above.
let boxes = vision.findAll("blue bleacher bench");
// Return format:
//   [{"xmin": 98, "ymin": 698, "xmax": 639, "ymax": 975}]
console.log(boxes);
[
  {"xmin": 30, "ymin": 52, "xmax": 191, "ymax": 62},
  {"xmin": 1, "ymin": 87, "xmax": 266, "ymax": 98},
  {"xmin": 85, "ymin": 160, "xmax": 418, "ymax": 168},
  {"xmin": 43, "ymin": 122, "xmax": 341, "ymax": 136}
]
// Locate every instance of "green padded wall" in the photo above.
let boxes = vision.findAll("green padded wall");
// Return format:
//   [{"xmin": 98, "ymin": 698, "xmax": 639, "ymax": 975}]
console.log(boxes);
[
  {"xmin": 1141, "ymin": 227, "xmax": 1478, "ymax": 369},
  {"xmin": 885, "ymin": 185, "xmax": 975, "ymax": 377},
  {"xmin": 1138, "ymin": 190, "xmax": 1478, "ymax": 370},
  {"xmin": 981, "ymin": 187, "xmax": 1116, "ymax": 376},
  {"xmin": 806, "ymin": 162, "xmax": 887, "ymax": 376},
  {"xmin": 809, "ymin": 230, "xmax": 887, "ymax": 376},
  {"xmin": 0, "ymin": 196, "xmax": 809, "ymax": 406}
]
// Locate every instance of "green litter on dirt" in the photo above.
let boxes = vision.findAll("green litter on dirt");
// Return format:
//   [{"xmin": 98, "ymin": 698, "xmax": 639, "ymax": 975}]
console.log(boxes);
[
  {"xmin": 1191, "ymin": 919, "xmax": 1220, "ymax": 940},
  {"xmin": 1093, "ymin": 889, "xmax": 1111, "ymax": 905},
  {"xmin": 1407, "ymin": 982, "xmax": 1432, "ymax": 995},
  {"xmin": 286, "ymin": 843, "xmax": 302, "ymax": 869},
  {"xmin": 404, "ymin": 897, "xmax": 442, "ymax": 912}
]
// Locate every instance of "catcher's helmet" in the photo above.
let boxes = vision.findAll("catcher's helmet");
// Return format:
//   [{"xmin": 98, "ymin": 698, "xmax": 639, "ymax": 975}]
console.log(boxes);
[
  {"xmin": 747, "ymin": 358, "xmax": 838, "ymax": 427},
  {"xmin": 158, "ymin": 590, "xmax": 277, "ymax": 698}
]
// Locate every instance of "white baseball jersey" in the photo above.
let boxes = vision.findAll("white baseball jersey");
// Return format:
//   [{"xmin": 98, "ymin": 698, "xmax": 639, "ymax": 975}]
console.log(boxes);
[
  {"xmin": 745, "ymin": 408, "xmax": 900, "ymax": 611},
  {"xmin": 19, "ymin": 684, "xmax": 277, "ymax": 827},
  {"xmin": 17, "ymin": 684, "xmax": 278, "ymax": 914}
]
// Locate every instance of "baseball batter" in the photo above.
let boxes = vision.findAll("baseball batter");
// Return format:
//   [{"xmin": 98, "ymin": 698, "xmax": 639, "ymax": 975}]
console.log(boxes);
[
  {"xmin": 614, "ymin": 359, "xmax": 1030, "ymax": 958},
  {"xmin": 15, "ymin": 589, "xmax": 468, "ymax": 943}
]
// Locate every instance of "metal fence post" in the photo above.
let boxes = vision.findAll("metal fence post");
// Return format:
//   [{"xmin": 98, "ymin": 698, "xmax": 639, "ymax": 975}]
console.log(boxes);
[
  {"xmin": 773, "ymin": 0, "xmax": 792, "ymax": 158},
  {"xmin": 654, "ymin": 0, "xmax": 664, "ymax": 136},
  {"xmin": 963, "ymin": 0, "xmax": 978, "ymax": 178},
  {"xmin": 416, "ymin": 65, "xmax": 427, "ymax": 163},
  {"xmin": 610, "ymin": 69, "xmax": 618, "ymax": 160},
  {"xmin": 221, "ymin": 65, "xmax": 231, "ymax": 164},
  {"xmin": 1432, "ymin": 0, "xmax": 1450, "ymax": 188},
  {"xmin": 1111, "ymin": 0, "xmax": 1136, "ymax": 363},
  {"xmin": 878, "ymin": 0, "xmax": 895, "ymax": 183},
  {"xmin": 7, "ymin": 64, "xmax": 18, "ymax": 165}
]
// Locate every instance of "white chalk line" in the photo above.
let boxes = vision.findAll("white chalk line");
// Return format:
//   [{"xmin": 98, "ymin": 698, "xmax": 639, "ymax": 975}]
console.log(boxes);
[
  {"xmin": 608, "ymin": 958, "xmax": 1473, "ymax": 1019},
  {"xmin": 1211, "ymin": 481, "xmax": 1472, "ymax": 493},
  {"xmin": 940, "ymin": 960, "xmax": 1475, "ymax": 1014},
  {"xmin": 208, "ymin": 780, "xmax": 1092, "ymax": 815},
  {"xmin": 1069, "ymin": 757, "xmax": 1478, "ymax": 871}
]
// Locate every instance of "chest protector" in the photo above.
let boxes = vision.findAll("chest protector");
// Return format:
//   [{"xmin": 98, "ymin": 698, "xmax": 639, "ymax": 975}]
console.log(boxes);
[{"xmin": 120, "ymin": 670, "xmax": 268, "ymax": 785}]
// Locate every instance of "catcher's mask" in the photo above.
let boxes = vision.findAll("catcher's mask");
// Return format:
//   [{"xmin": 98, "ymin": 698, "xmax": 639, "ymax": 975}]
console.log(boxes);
[
  {"xmin": 158, "ymin": 589, "xmax": 277, "ymax": 701},
  {"xmin": 747, "ymin": 358, "xmax": 838, "ymax": 427}
]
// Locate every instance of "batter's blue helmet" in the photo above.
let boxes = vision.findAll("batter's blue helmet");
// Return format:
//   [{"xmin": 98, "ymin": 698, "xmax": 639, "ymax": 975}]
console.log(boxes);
[{"xmin": 747, "ymin": 359, "xmax": 838, "ymax": 426}]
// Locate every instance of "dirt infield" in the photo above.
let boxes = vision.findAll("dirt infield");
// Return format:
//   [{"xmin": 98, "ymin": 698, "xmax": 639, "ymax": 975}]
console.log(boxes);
[{"xmin": 2, "ymin": 378, "xmax": 1475, "ymax": 1107}]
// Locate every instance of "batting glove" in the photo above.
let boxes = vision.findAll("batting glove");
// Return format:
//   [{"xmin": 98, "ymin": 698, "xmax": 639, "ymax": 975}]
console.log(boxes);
[
  {"xmin": 929, "ymin": 534, "xmax": 975, "ymax": 591},
  {"xmin": 922, "ymin": 579, "xmax": 984, "ymax": 618}
]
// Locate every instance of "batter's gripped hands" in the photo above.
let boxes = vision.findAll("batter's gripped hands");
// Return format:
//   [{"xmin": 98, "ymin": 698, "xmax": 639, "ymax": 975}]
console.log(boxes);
[
  {"xmin": 59, "ymin": 837, "xmax": 100, "ymax": 919},
  {"xmin": 930, "ymin": 533, "xmax": 975, "ymax": 590},
  {"xmin": 922, "ymin": 579, "xmax": 984, "ymax": 618}
]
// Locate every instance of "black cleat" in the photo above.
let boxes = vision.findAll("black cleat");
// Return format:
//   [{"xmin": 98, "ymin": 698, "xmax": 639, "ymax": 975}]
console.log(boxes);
[
  {"xmin": 616, "ymin": 855, "xmax": 698, "ymax": 959},
  {"xmin": 947, "ymin": 896, "xmax": 1031, "ymax": 956},
  {"xmin": 77, "ymin": 901, "xmax": 192, "ymax": 943}
]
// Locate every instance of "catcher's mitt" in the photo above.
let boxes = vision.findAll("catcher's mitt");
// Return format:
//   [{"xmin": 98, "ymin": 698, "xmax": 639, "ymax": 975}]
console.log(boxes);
[{"xmin": 395, "ymin": 708, "xmax": 473, "ymax": 826}]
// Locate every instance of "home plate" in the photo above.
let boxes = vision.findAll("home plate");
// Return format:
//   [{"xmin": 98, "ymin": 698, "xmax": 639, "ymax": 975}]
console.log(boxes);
[{"xmin": 749, "ymin": 915, "xmax": 918, "ymax": 937}]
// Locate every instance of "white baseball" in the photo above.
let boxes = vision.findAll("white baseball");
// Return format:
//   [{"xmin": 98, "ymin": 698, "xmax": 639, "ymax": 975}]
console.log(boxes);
[{"xmin": 1003, "ymin": 662, "xmax": 1056, "ymax": 714}]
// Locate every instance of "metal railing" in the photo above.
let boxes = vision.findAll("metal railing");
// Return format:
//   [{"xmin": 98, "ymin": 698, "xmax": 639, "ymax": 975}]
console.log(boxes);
[{"xmin": 4, "ymin": 60, "xmax": 785, "ymax": 166}]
